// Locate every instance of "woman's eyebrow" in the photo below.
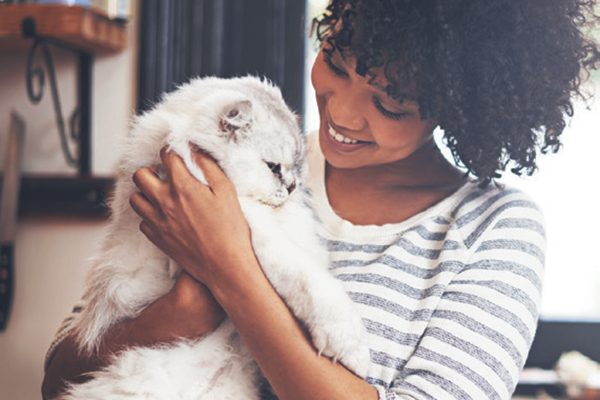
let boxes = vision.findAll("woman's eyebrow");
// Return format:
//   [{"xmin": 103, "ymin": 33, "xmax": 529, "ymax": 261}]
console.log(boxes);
[
  {"xmin": 332, "ymin": 48, "xmax": 418, "ymax": 108},
  {"xmin": 367, "ymin": 75, "xmax": 418, "ymax": 107},
  {"xmin": 332, "ymin": 48, "xmax": 349, "ymax": 65}
]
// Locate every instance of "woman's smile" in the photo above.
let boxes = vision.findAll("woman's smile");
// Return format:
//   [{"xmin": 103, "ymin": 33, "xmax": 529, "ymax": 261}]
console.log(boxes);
[
  {"xmin": 323, "ymin": 116, "xmax": 374, "ymax": 154},
  {"xmin": 312, "ymin": 49, "xmax": 438, "ymax": 170}
]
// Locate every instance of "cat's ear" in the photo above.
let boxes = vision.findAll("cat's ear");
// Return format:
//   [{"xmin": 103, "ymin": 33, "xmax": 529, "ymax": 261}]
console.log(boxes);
[{"xmin": 219, "ymin": 100, "xmax": 253, "ymax": 141}]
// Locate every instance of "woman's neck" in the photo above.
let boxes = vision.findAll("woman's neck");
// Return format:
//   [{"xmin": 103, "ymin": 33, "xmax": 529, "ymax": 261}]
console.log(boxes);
[
  {"xmin": 326, "ymin": 140, "xmax": 466, "ymax": 195},
  {"xmin": 323, "ymin": 141, "xmax": 467, "ymax": 226}
]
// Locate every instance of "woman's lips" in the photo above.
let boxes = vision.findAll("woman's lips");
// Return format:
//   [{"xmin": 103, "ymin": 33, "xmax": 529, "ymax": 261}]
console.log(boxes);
[{"xmin": 324, "ymin": 123, "xmax": 371, "ymax": 152}]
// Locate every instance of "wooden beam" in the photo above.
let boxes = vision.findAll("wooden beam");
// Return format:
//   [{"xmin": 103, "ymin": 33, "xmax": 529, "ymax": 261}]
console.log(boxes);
[{"xmin": 0, "ymin": 4, "xmax": 127, "ymax": 54}]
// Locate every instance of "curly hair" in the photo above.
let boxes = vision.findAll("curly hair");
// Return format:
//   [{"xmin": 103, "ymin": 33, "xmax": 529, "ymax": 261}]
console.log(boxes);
[{"xmin": 313, "ymin": 0, "xmax": 600, "ymax": 184}]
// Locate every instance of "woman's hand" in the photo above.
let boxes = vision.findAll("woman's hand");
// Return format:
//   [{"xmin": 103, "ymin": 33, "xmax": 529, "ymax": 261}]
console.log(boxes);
[
  {"xmin": 166, "ymin": 272, "xmax": 226, "ymax": 337},
  {"xmin": 99, "ymin": 271, "xmax": 225, "ymax": 350},
  {"xmin": 42, "ymin": 271, "xmax": 225, "ymax": 399},
  {"xmin": 129, "ymin": 147, "xmax": 256, "ymax": 290}
]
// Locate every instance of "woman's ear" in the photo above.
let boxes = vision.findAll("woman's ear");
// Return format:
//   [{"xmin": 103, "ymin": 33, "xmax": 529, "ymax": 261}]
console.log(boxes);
[{"xmin": 219, "ymin": 100, "xmax": 253, "ymax": 141}]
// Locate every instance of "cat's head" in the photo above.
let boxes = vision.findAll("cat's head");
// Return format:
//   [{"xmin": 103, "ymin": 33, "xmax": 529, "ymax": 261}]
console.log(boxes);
[{"xmin": 184, "ymin": 77, "xmax": 305, "ymax": 208}]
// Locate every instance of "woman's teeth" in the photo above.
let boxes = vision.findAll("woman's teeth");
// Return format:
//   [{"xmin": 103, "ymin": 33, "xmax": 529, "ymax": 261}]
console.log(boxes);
[{"xmin": 328, "ymin": 125, "xmax": 359, "ymax": 144}]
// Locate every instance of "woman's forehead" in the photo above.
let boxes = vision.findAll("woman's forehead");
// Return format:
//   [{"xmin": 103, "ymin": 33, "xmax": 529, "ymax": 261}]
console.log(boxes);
[
  {"xmin": 321, "ymin": 5, "xmax": 421, "ymax": 105},
  {"xmin": 331, "ymin": 46, "xmax": 419, "ymax": 103}
]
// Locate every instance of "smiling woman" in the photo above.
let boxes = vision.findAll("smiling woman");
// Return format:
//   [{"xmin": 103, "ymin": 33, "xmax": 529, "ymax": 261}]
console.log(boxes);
[
  {"xmin": 43, "ymin": 1, "xmax": 600, "ymax": 400},
  {"xmin": 301, "ymin": 0, "xmax": 599, "ymax": 398},
  {"xmin": 306, "ymin": 0, "xmax": 600, "ymax": 322}
]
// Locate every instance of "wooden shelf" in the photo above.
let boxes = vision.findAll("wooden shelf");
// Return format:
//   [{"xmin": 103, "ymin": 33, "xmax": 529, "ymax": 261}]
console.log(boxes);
[{"xmin": 0, "ymin": 4, "xmax": 127, "ymax": 54}]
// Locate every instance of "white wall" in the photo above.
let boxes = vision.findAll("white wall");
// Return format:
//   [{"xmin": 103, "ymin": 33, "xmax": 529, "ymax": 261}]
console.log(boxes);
[{"xmin": 0, "ymin": 7, "xmax": 138, "ymax": 399}]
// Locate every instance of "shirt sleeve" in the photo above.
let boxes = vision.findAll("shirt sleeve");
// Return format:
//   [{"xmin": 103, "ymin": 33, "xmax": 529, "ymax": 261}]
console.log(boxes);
[
  {"xmin": 44, "ymin": 301, "xmax": 86, "ymax": 371},
  {"xmin": 376, "ymin": 194, "xmax": 545, "ymax": 400}
]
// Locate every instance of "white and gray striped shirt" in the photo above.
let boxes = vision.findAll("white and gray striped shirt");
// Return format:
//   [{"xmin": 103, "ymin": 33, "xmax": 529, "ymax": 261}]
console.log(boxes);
[
  {"xmin": 46, "ymin": 133, "xmax": 544, "ymax": 400},
  {"xmin": 305, "ymin": 132, "xmax": 544, "ymax": 400}
]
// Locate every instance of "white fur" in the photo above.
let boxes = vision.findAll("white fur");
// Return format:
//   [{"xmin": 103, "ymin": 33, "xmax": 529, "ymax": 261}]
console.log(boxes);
[{"xmin": 62, "ymin": 76, "xmax": 370, "ymax": 400}]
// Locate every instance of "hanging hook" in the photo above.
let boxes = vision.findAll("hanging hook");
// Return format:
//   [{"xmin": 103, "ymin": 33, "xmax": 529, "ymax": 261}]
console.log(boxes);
[{"xmin": 22, "ymin": 18, "xmax": 80, "ymax": 168}]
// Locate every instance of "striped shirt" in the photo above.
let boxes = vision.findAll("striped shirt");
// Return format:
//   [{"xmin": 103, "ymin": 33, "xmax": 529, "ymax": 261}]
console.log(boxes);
[
  {"xmin": 305, "ymin": 132, "xmax": 544, "ymax": 400},
  {"xmin": 46, "ymin": 133, "xmax": 545, "ymax": 400}
]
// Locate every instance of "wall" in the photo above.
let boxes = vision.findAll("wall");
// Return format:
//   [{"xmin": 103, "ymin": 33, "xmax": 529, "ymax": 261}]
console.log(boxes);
[{"xmin": 0, "ymin": 6, "xmax": 138, "ymax": 399}]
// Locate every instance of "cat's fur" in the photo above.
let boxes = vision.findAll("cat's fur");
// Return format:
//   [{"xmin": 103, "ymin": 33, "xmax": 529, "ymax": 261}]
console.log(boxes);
[{"xmin": 61, "ymin": 76, "xmax": 370, "ymax": 400}]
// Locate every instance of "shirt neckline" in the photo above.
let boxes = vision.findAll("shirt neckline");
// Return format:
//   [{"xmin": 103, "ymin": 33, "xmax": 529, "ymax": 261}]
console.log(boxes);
[{"xmin": 308, "ymin": 131, "xmax": 476, "ymax": 238}]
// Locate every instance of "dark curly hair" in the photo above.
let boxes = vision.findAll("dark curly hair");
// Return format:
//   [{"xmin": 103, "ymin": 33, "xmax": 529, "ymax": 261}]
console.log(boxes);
[{"xmin": 312, "ymin": 0, "xmax": 600, "ymax": 184}]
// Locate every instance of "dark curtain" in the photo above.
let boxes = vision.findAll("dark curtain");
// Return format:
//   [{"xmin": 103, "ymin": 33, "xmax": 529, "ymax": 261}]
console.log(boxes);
[{"xmin": 138, "ymin": 0, "xmax": 307, "ymax": 124}]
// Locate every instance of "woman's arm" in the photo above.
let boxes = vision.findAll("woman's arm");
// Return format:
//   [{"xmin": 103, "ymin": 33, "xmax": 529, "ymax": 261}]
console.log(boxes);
[
  {"xmin": 42, "ymin": 273, "xmax": 226, "ymax": 399},
  {"xmin": 211, "ymin": 252, "xmax": 378, "ymax": 400},
  {"xmin": 131, "ymin": 149, "xmax": 378, "ymax": 400}
]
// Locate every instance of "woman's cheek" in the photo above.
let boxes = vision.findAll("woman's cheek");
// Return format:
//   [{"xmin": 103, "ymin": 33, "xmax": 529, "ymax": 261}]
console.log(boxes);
[
  {"xmin": 373, "ymin": 117, "xmax": 435, "ymax": 151},
  {"xmin": 311, "ymin": 52, "xmax": 331, "ymax": 96}
]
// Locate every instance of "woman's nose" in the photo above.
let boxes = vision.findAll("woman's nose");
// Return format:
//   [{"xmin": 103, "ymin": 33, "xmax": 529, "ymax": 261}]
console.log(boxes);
[{"xmin": 327, "ymin": 92, "xmax": 367, "ymax": 131}]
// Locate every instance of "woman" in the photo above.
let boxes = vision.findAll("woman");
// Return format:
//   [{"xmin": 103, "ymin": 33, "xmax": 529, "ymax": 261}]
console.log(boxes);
[{"xmin": 43, "ymin": 1, "xmax": 600, "ymax": 399}]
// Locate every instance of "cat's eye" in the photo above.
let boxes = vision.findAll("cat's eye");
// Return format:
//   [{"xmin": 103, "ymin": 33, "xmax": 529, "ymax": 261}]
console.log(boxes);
[{"xmin": 265, "ymin": 161, "xmax": 281, "ymax": 175}]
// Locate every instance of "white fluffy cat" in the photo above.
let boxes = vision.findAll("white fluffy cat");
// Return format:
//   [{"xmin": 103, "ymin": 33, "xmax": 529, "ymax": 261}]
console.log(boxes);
[{"xmin": 61, "ymin": 76, "xmax": 370, "ymax": 400}]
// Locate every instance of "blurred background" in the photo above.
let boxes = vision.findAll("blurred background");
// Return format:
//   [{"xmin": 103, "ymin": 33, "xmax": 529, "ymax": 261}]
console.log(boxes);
[{"xmin": 0, "ymin": 0, "xmax": 598, "ymax": 399}]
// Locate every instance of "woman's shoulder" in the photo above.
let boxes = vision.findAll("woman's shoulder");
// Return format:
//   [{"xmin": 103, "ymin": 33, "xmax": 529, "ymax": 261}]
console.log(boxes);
[
  {"xmin": 448, "ymin": 180, "xmax": 546, "ymax": 251},
  {"xmin": 450, "ymin": 179, "xmax": 543, "ymax": 221}
]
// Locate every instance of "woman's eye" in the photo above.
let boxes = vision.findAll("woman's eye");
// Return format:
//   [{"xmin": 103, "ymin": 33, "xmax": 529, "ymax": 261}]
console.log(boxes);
[
  {"xmin": 324, "ymin": 54, "xmax": 348, "ymax": 78},
  {"xmin": 265, "ymin": 161, "xmax": 281, "ymax": 175},
  {"xmin": 372, "ymin": 97, "xmax": 409, "ymax": 120}
]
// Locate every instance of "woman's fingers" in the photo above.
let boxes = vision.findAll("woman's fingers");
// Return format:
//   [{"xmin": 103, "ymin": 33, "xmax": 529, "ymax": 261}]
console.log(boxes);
[
  {"xmin": 130, "ymin": 191, "xmax": 162, "ymax": 222},
  {"xmin": 191, "ymin": 149, "xmax": 231, "ymax": 192},
  {"xmin": 132, "ymin": 166, "xmax": 164, "ymax": 205},
  {"xmin": 159, "ymin": 146, "xmax": 196, "ymax": 188},
  {"xmin": 160, "ymin": 145, "xmax": 229, "ymax": 193},
  {"xmin": 138, "ymin": 220, "xmax": 162, "ymax": 249}
]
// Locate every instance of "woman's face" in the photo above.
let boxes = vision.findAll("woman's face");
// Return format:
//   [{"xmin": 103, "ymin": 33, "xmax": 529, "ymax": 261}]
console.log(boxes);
[{"xmin": 311, "ymin": 48, "xmax": 438, "ymax": 170}]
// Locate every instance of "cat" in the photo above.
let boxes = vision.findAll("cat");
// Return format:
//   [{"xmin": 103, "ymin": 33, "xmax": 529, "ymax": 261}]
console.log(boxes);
[{"xmin": 60, "ymin": 76, "xmax": 370, "ymax": 400}]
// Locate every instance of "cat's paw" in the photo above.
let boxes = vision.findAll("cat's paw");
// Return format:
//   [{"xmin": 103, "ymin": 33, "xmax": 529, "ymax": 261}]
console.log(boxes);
[
  {"xmin": 339, "ymin": 344, "xmax": 371, "ymax": 379},
  {"xmin": 310, "ymin": 308, "xmax": 371, "ymax": 378}
]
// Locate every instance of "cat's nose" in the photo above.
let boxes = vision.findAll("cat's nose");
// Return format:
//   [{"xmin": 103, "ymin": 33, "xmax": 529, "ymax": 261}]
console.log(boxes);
[{"xmin": 286, "ymin": 182, "xmax": 296, "ymax": 194}]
